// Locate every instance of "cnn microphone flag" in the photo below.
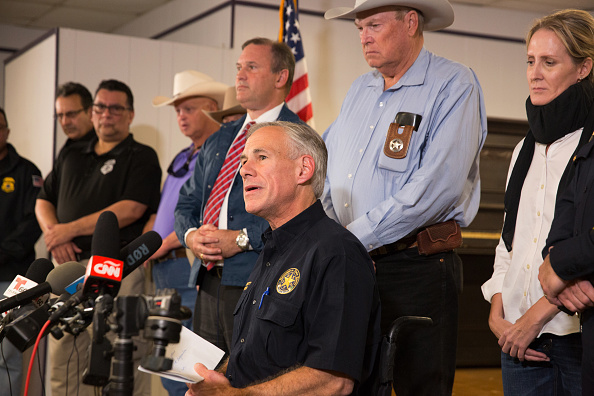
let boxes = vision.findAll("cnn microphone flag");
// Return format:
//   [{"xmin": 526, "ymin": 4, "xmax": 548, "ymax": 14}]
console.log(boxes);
[{"xmin": 279, "ymin": 0, "xmax": 314, "ymax": 126}]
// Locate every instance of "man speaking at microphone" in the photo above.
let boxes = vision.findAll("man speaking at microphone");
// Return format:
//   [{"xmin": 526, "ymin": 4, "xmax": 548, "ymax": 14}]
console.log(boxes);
[
  {"xmin": 35, "ymin": 80, "xmax": 161, "ymax": 396},
  {"xmin": 187, "ymin": 122, "xmax": 380, "ymax": 396}
]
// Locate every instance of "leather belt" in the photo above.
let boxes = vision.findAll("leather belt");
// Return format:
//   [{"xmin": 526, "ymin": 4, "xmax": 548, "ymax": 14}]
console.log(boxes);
[
  {"xmin": 153, "ymin": 247, "xmax": 187, "ymax": 263},
  {"xmin": 369, "ymin": 235, "xmax": 418, "ymax": 258},
  {"xmin": 206, "ymin": 266, "xmax": 224, "ymax": 279}
]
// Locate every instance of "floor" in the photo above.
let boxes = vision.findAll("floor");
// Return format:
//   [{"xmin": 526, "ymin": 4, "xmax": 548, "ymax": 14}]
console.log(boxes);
[{"xmin": 452, "ymin": 368, "xmax": 503, "ymax": 395}]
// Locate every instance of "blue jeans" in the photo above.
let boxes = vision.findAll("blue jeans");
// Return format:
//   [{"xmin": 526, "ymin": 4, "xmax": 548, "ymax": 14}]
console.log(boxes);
[
  {"xmin": 152, "ymin": 257, "xmax": 197, "ymax": 396},
  {"xmin": 501, "ymin": 333, "xmax": 582, "ymax": 396},
  {"xmin": 0, "ymin": 280, "xmax": 22, "ymax": 396},
  {"xmin": 375, "ymin": 249, "xmax": 462, "ymax": 396}
]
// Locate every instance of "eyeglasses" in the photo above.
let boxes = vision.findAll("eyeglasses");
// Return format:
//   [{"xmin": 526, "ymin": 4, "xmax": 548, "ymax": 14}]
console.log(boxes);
[
  {"xmin": 92, "ymin": 103, "xmax": 132, "ymax": 116},
  {"xmin": 55, "ymin": 108, "xmax": 85, "ymax": 120},
  {"xmin": 167, "ymin": 148, "xmax": 197, "ymax": 177}
]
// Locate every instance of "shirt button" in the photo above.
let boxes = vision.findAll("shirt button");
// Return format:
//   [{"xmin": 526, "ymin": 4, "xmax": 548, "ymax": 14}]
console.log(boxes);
[
  {"xmin": 216, "ymin": 153, "xmax": 220, "ymax": 157},
  {"xmin": 533, "ymin": 238, "xmax": 537, "ymax": 243},
  {"xmin": 379, "ymin": 102, "xmax": 384, "ymax": 107},
  {"xmin": 369, "ymin": 125, "xmax": 373, "ymax": 129},
  {"xmin": 541, "ymin": 184, "xmax": 544, "ymax": 189},
  {"xmin": 252, "ymin": 300, "xmax": 257, "ymax": 305},
  {"xmin": 527, "ymin": 264, "xmax": 530, "ymax": 269},
  {"xmin": 344, "ymin": 203, "xmax": 349, "ymax": 208},
  {"xmin": 359, "ymin": 149, "xmax": 363, "ymax": 153},
  {"xmin": 240, "ymin": 338, "xmax": 245, "ymax": 343},
  {"xmin": 368, "ymin": 244, "xmax": 373, "ymax": 249},
  {"xmin": 347, "ymin": 173, "xmax": 352, "ymax": 178},
  {"xmin": 537, "ymin": 211, "xmax": 540, "ymax": 216},
  {"xmin": 266, "ymin": 262, "xmax": 271, "ymax": 267},
  {"xmin": 207, "ymin": 185, "xmax": 212, "ymax": 189}
]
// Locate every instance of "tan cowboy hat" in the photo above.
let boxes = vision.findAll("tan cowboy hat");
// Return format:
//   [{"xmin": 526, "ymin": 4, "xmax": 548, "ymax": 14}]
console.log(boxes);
[
  {"xmin": 152, "ymin": 70, "xmax": 229, "ymax": 108},
  {"xmin": 203, "ymin": 86, "xmax": 246, "ymax": 123},
  {"xmin": 324, "ymin": 0, "xmax": 454, "ymax": 31}
]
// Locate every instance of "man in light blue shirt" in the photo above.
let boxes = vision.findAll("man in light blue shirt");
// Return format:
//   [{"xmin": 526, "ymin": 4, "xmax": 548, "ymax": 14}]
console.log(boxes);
[{"xmin": 323, "ymin": 1, "xmax": 487, "ymax": 395}]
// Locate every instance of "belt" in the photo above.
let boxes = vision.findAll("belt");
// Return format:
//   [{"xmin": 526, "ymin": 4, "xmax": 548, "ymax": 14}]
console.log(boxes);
[
  {"xmin": 369, "ymin": 235, "xmax": 418, "ymax": 258},
  {"xmin": 153, "ymin": 247, "xmax": 187, "ymax": 263},
  {"xmin": 206, "ymin": 265, "xmax": 224, "ymax": 279}
]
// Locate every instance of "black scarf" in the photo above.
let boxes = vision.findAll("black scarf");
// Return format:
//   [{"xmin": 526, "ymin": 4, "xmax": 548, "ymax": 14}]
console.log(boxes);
[{"xmin": 502, "ymin": 80, "xmax": 594, "ymax": 251}]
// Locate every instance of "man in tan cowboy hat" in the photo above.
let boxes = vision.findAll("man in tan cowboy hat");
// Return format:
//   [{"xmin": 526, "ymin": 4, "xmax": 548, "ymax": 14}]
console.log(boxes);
[
  {"xmin": 322, "ymin": 1, "xmax": 488, "ymax": 395},
  {"xmin": 205, "ymin": 86, "xmax": 247, "ymax": 125},
  {"xmin": 145, "ymin": 70, "xmax": 227, "ymax": 396}
]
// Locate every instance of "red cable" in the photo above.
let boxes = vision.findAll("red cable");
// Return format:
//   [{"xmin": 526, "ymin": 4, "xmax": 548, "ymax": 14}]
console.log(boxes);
[{"xmin": 23, "ymin": 320, "xmax": 51, "ymax": 396}]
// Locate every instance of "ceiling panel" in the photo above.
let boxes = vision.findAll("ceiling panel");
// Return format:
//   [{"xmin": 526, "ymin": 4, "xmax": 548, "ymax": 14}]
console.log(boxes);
[{"xmin": 0, "ymin": 0, "xmax": 591, "ymax": 33}]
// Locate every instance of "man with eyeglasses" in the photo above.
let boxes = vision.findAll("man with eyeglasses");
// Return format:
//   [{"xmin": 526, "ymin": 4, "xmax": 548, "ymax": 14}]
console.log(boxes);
[
  {"xmin": 36, "ymin": 79, "xmax": 161, "ymax": 396},
  {"xmin": 145, "ymin": 70, "xmax": 228, "ymax": 396},
  {"xmin": 0, "ymin": 107, "xmax": 42, "ymax": 396},
  {"xmin": 55, "ymin": 82, "xmax": 96, "ymax": 155}
]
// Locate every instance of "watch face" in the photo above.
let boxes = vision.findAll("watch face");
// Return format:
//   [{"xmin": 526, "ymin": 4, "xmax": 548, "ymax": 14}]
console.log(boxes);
[{"xmin": 237, "ymin": 232, "xmax": 249, "ymax": 250}]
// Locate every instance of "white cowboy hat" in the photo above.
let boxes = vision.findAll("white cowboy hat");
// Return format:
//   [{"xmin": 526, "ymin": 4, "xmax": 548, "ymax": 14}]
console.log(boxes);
[
  {"xmin": 152, "ymin": 70, "xmax": 229, "ymax": 108},
  {"xmin": 203, "ymin": 86, "xmax": 246, "ymax": 124},
  {"xmin": 324, "ymin": 0, "xmax": 454, "ymax": 31}
]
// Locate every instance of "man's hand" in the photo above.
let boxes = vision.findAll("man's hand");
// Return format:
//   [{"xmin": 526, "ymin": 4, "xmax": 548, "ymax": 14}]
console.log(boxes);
[
  {"xmin": 557, "ymin": 280, "xmax": 594, "ymax": 313},
  {"xmin": 539, "ymin": 254, "xmax": 569, "ymax": 305},
  {"xmin": 50, "ymin": 241, "xmax": 82, "ymax": 264},
  {"xmin": 186, "ymin": 363, "xmax": 236, "ymax": 396},
  {"xmin": 44, "ymin": 223, "xmax": 76, "ymax": 251},
  {"xmin": 187, "ymin": 225, "xmax": 241, "ymax": 262}
]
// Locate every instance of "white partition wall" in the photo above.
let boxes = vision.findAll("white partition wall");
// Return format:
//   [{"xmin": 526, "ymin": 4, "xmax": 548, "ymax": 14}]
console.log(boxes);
[{"xmin": 4, "ymin": 28, "xmax": 231, "ymax": 179}]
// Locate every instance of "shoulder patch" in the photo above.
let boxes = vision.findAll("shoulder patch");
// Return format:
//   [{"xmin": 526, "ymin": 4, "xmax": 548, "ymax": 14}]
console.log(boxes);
[{"xmin": 32, "ymin": 175, "xmax": 43, "ymax": 188}]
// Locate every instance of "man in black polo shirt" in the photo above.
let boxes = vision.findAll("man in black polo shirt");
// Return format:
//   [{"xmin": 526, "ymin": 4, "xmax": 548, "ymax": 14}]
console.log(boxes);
[
  {"xmin": 55, "ymin": 82, "xmax": 96, "ymax": 157},
  {"xmin": 186, "ymin": 121, "xmax": 381, "ymax": 396},
  {"xmin": 36, "ymin": 79, "xmax": 161, "ymax": 396}
]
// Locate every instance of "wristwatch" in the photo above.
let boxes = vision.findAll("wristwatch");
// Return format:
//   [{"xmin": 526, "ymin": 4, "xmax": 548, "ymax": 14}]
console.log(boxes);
[{"xmin": 236, "ymin": 229, "xmax": 250, "ymax": 251}]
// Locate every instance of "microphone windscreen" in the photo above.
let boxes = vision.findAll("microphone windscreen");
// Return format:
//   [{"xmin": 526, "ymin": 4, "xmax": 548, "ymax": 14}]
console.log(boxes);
[
  {"xmin": 46, "ymin": 261, "xmax": 87, "ymax": 295},
  {"xmin": 25, "ymin": 258, "xmax": 54, "ymax": 284},
  {"xmin": 91, "ymin": 211, "xmax": 120, "ymax": 259},
  {"xmin": 120, "ymin": 231, "xmax": 163, "ymax": 277}
]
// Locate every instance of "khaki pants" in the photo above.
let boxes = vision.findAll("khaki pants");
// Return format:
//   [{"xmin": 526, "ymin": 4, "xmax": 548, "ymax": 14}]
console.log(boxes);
[{"xmin": 48, "ymin": 266, "xmax": 151, "ymax": 396}]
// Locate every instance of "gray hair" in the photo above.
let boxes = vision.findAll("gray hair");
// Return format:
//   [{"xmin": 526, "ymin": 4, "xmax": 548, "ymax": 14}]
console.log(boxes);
[{"xmin": 248, "ymin": 121, "xmax": 327, "ymax": 198}]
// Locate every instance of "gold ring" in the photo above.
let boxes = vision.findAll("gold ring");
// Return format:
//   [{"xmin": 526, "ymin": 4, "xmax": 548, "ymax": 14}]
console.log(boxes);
[{"xmin": 199, "ymin": 253, "xmax": 204, "ymax": 260}]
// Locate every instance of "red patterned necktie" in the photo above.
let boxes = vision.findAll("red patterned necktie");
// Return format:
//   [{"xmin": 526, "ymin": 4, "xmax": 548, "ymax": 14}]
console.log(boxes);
[{"xmin": 202, "ymin": 121, "xmax": 255, "ymax": 270}]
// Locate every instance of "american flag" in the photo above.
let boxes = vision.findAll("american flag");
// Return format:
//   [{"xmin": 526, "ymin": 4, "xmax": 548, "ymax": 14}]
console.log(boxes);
[{"xmin": 279, "ymin": 0, "xmax": 314, "ymax": 126}]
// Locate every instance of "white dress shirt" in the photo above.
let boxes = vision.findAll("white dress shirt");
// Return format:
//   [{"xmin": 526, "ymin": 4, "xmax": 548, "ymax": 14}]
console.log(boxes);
[{"xmin": 482, "ymin": 129, "xmax": 582, "ymax": 336}]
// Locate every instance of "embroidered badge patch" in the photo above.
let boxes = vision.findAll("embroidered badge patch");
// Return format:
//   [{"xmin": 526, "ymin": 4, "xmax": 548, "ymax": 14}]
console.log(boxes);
[
  {"xmin": 276, "ymin": 268, "xmax": 300, "ymax": 295},
  {"xmin": 101, "ymin": 159, "xmax": 116, "ymax": 175},
  {"xmin": 2, "ymin": 177, "xmax": 15, "ymax": 193}
]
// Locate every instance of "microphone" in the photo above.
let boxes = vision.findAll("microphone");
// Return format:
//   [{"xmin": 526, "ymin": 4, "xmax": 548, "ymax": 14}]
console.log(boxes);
[
  {"xmin": 2, "ymin": 258, "xmax": 54, "ymax": 309},
  {"xmin": 48, "ymin": 230, "xmax": 162, "ymax": 324},
  {"xmin": 82, "ymin": 211, "xmax": 123, "ymax": 297},
  {"xmin": 2, "ymin": 262, "xmax": 87, "ymax": 350},
  {"xmin": 120, "ymin": 230, "xmax": 162, "ymax": 277}
]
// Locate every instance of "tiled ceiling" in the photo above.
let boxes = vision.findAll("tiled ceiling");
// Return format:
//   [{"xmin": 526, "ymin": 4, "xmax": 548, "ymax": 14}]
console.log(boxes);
[{"xmin": 0, "ymin": 0, "xmax": 592, "ymax": 34}]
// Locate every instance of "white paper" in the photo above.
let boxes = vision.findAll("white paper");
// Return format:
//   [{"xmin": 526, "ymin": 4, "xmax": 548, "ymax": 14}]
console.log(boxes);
[{"xmin": 138, "ymin": 325, "xmax": 225, "ymax": 383}]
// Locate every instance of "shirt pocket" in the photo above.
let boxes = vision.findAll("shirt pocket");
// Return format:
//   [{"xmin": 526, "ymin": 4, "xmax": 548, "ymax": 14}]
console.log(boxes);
[{"xmin": 256, "ymin": 296, "xmax": 302, "ymax": 368}]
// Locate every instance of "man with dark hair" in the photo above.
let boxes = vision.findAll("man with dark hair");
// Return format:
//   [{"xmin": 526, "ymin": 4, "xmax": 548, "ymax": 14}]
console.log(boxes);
[
  {"xmin": 186, "ymin": 121, "xmax": 380, "ymax": 396},
  {"xmin": 55, "ymin": 81, "xmax": 95, "ymax": 152},
  {"xmin": 174, "ymin": 38, "xmax": 302, "ymax": 356},
  {"xmin": 36, "ymin": 79, "xmax": 161, "ymax": 396},
  {"xmin": 0, "ymin": 107, "xmax": 42, "ymax": 396}
]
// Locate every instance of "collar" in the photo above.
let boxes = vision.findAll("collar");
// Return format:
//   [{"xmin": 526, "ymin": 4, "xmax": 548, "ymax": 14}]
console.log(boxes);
[
  {"xmin": 244, "ymin": 102, "xmax": 285, "ymax": 128},
  {"xmin": 82, "ymin": 133, "xmax": 134, "ymax": 156},
  {"xmin": 262, "ymin": 200, "xmax": 325, "ymax": 255},
  {"xmin": 369, "ymin": 47, "xmax": 428, "ymax": 91}
]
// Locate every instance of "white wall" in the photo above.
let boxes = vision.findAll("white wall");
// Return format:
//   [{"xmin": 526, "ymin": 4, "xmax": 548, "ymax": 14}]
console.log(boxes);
[{"xmin": 113, "ymin": 1, "xmax": 544, "ymax": 129}]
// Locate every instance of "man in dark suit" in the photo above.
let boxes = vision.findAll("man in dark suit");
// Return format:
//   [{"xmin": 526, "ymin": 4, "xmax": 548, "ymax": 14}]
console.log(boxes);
[{"xmin": 174, "ymin": 37, "xmax": 302, "ymax": 354}]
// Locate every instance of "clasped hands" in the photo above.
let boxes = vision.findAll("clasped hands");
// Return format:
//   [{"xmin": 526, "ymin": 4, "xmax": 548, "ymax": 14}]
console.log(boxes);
[{"xmin": 187, "ymin": 224, "xmax": 242, "ymax": 262}]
